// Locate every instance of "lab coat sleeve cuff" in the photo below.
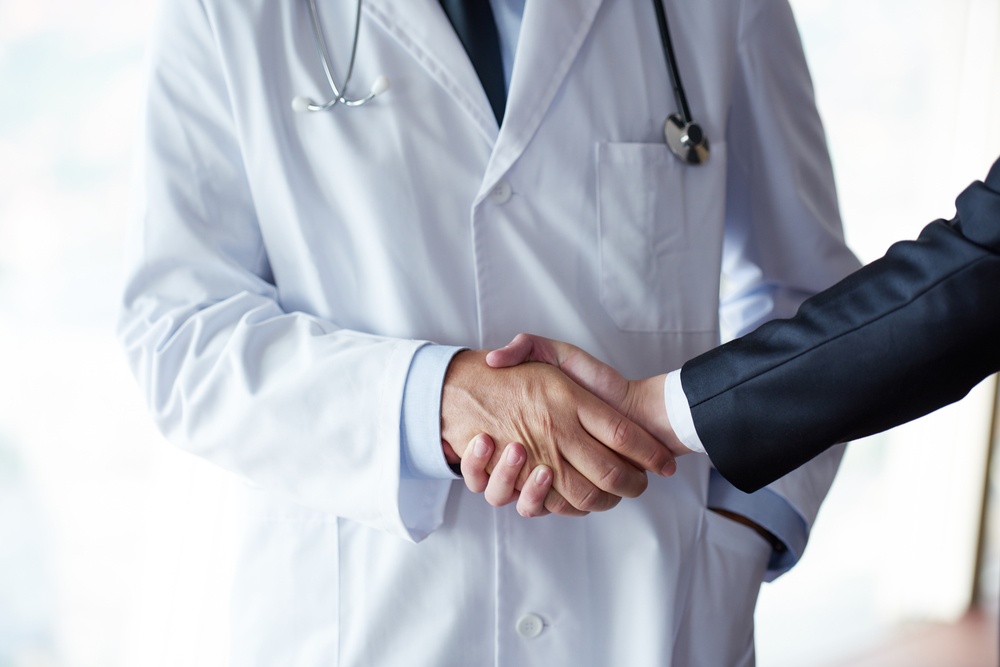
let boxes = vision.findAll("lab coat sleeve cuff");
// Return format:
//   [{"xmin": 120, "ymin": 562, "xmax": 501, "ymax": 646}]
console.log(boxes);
[
  {"xmin": 664, "ymin": 370, "xmax": 706, "ymax": 454},
  {"xmin": 400, "ymin": 344, "xmax": 465, "ymax": 480},
  {"xmin": 707, "ymin": 469, "xmax": 808, "ymax": 581}
]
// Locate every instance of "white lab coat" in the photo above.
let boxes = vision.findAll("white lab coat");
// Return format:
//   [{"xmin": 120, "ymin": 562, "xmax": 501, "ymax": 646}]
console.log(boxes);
[{"xmin": 120, "ymin": 0, "xmax": 861, "ymax": 665}]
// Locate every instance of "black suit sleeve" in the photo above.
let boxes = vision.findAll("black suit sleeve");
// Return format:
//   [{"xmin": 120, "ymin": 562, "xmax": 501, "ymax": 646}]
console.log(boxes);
[{"xmin": 682, "ymin": 157, "xmax": 1000, "ymax": 493}]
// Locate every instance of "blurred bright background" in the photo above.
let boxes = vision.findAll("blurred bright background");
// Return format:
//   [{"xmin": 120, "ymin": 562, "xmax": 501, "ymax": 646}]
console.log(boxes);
[{"xmin": 0, "ymin": 1, "xmax": 997, "ymax": 666}]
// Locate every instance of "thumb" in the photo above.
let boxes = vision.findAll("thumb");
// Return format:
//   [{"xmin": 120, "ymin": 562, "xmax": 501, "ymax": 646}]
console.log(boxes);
[{"xmin": 486, "ymin": 333, "xmax": 554, "ymax": 368}]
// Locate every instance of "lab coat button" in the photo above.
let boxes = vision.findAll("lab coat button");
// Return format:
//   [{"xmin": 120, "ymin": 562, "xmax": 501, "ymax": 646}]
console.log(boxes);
[
  {"xmin": 488, "ymin": 181, "xmax": 512, "ymax": 205},
  {"xmin": 516, "ymin": 613, "xmax": 544, "ymax": 638}
]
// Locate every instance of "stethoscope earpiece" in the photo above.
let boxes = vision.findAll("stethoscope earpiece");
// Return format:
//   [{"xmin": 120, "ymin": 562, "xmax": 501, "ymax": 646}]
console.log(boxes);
[
  {"xmin": 664, "ymin": 113, "xmax": 710, "ymax": 165},
  {"xmin": 296, "ymin": 0, "xmax": 708, "ymax": 169},
  {"xmin": 293, "ymin": 0, "xmax": 389, "ymax": 113}
]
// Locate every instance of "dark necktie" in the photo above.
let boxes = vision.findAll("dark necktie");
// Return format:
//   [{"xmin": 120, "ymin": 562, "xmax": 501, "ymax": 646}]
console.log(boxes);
[{"xmin": 439, "ymin": 0, "xmax": 507, "ymax": 124}]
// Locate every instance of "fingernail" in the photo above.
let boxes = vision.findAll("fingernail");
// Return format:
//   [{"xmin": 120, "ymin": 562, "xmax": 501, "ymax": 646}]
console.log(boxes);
[
  {"xmin": 473, "ymin": 437, "xmax": 490, "ymax": 458},
  {"xmin": 505, "ymin": 446, "xmax": 524, "ymax": 466},
  {"xmin": 661, "ymin": 459, "xmax": 677, "ymax": 477},
  {"xmin": 535, "ymin": 468, "xmax": 551, "ymax": 485}
]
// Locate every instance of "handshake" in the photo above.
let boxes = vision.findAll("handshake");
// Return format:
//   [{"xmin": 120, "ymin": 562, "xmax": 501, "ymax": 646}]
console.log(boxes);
[{"xmin": 440, "ymin": 334, "xmax": 693, "ymax": 519}]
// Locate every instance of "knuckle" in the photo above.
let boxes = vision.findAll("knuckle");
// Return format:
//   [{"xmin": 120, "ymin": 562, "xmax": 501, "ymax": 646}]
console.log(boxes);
[
  {"xmin": 465, "ymin": 477, "xmax": 488, "ymax": 494},
  {"xmin": 574, "ymin": 486, "xmax": 606, "ymax": 512},
  {"xmin": 649, "ymin": 449, "xmax": 671, "ymax": 471},
  {"xmin": 460, "ymin": 465, "xmax": 485, "ymax": 491},
  {"xmin": 547, "ymin": 498, "xmax": 568, "ymax": 515},
  {"xmin": 545, "ymin": 493, "xmax": 574, "ymax": 516},
  {"xmin": 608, "ymin": 416, "xmax": 633, "ymax": 450},
  {"xmin": 597, "ymin": 463, "xmax": 625, "ymax": 492},
  {"xmin": 538, "ymin": 411, "xmax": 558, "ymax": 446},
  {"xmin": 597, "ymin": 461, "xmax": 647, "ymax": 498},
  {"xmin": 484, "ymin": 486, "xmax": 508, "ymax": 506},
  {"xmin": 518, "ymin": 503, "xmax": 545, "ymax": 518}
]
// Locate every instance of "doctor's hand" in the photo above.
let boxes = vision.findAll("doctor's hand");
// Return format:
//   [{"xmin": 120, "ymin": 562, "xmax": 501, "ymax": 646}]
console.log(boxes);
[
  {"xmin": 485, "ymin": 334, "xmax": 693, "ymax": 458},
  {"xmin": 441, "ymin": 350, "xmax": 676, "ymax": 516},
  {"xmin": 460, "ymin": 436, "xmax": 554, "ymax": 517}
]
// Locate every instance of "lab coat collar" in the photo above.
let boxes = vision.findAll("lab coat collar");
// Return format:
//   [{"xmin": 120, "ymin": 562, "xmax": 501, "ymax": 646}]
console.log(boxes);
[
  {"xmin": 483, "ymin": 0, "xmax": 605, "ymax": 196},
  {"xmin": 364, "ymin": 0, "xmax": 607, "ymax": 197},
  {"xmin": 363, "ymin": 0, "xmax": 499, "ymax": 144}
]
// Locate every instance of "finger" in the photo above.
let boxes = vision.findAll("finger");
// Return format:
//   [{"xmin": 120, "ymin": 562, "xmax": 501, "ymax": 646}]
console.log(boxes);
[
  {"xmin": 486, "ymin": 333, "xmax": 576, "ymax": 369},
  {"xmin": 492, "ymin": 432, "xmax": 621, "ymax": 514},
  {"xmin": 484, "ymin": 443, "xmax": 528, "ymax": 507},
  {"xmin": 516, "ymin": 466, "xmax": 553, "ymax": 518},
  {"xmin": 485, "ymin": 333, "xmax": 541, "ymax": 368},
  {"xmin": 501, "ymin": 375, "xmax": 635, "ymax": 512},
  {"xmin": 461, "ymin": 434, "xmax": 495, "ymax": 493},
  {"xmin": 577, "ymin": 397, "xmax": 677, "ymax": 480},
  {"xmin": 550, "ymin": 417, "xmax": 649, "ymax": 500},
  {"xmin": 543, "ymin": 485, "xmax": 590, "ymax": 517},
  {"xmin": 442, "ymin": 439, "xmax": 461, "ymax": 465},
  {"xmin": 556, "ymin": 347, "xmax": 630, "ymax": 412},
  {"xmin": 541, "ymin": 453, "xmax": 626, "ymax": 512},
  {"xmin": 489, "ymin": 335, "xmax": 594, "ymax": 387}
]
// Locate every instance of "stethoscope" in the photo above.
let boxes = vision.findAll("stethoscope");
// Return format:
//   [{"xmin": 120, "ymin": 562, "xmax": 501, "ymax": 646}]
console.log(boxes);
[
  {"xmin": 292, "ymin": 0, "xmax": 710, "ymax": 166},
  {"xmin": 291, "ymin": 0, "xmax": 389, "ymax": 112}
]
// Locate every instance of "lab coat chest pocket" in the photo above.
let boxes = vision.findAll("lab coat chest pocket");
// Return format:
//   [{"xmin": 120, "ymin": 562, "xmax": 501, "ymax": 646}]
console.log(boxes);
[{"xmin": 597, "ymin": 142, "xmax": 726, "ymax": 333}]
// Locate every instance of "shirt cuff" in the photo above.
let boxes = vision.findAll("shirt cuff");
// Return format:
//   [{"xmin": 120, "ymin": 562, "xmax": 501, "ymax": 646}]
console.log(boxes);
[
  {"xmin": 400, "ymin": 344, "xmax": 465, "ymax": 480},
  {"xmin": 664, "ymin": 370, "xmax": 706, "ymax": 454},
  {"xmin": 707, "ymin": 469, "xmax": 808, "ymax": 580}
]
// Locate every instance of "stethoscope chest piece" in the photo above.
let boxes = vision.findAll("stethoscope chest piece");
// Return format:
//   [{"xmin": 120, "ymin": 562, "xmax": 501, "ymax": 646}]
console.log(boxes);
[{"xmin": 664, "ymin": 113, "xmax": 710, "ymax": 165}]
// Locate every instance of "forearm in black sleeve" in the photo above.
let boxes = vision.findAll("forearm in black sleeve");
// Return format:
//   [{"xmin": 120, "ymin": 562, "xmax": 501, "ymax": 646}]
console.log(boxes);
[{"xmin": 682, "ymin": 158, "xmax": 1000, "ymax": 492}]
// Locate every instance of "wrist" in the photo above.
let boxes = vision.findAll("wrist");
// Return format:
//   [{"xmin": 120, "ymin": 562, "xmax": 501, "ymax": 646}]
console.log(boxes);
[
  {"xmin": 630, "ymin": 375, "xmax": 691, "ymax": 455},
  {"xmin": 440, "ymin": 349, "xmax": 489, "ymax": 457}
]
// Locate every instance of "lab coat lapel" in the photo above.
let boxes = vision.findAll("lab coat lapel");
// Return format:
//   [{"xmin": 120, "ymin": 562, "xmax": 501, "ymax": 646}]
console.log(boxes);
[
  {"xmin": 363, "ymin": 0, "xmax": 499, "ymax": 144},
  {"xmin": 481, "ymin": 0, "xmax": 605, "ymax": 193}
]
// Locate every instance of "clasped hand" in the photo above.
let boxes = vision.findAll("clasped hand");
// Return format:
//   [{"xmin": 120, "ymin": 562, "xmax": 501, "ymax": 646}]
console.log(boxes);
[{"xmin": 441, "ymin": 339, "xmax": 690, "ymax": 518}]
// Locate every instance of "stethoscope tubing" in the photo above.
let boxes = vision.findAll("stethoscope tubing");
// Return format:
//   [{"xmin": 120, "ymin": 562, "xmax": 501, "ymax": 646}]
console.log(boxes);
[
  {"xmin": 650, "ymin": 0, "xmax": 692, "ymax": 125},
  {"xmin": 297, "ymin": 0, "xmax": 708, "ymax": 164},
  {"xmin": 304, "ymin": 0, "xmax": 368, "ymax": 108}
]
